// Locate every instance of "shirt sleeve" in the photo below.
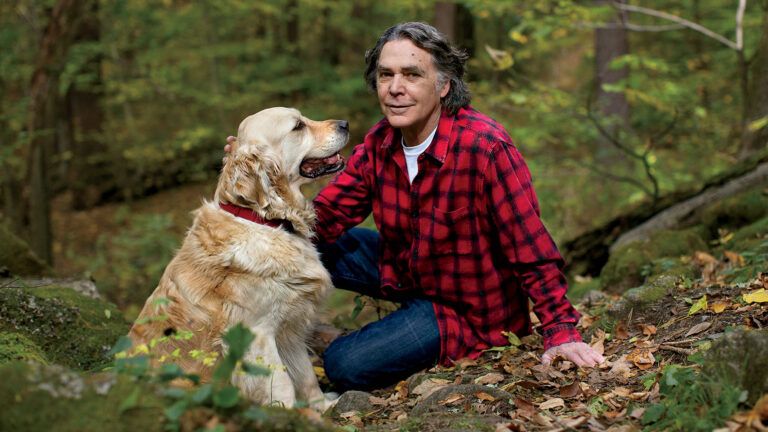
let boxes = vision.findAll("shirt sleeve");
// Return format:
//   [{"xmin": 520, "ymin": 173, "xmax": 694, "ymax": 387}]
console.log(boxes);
[
  {"xmin": 482, "ymin": 141, "xmax": 582, "ymax": 350},
  {"xmin": 312, "ymin": 142, "xmax": 374, "ymax": 244}
]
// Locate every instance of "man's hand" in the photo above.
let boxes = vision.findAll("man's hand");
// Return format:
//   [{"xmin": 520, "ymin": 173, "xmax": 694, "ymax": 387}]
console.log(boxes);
[
  {"xmin": 224, "ymin": 135, "xmax": 236, "ymax": 154},
  {"xmin": 541, "ymin": 342, "xmax": 604, "ymax": 368}
]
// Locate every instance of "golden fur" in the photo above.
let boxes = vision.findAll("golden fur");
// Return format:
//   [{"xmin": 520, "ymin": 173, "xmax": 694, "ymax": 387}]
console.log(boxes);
[{"xmin": 128, "ymin": 107, "xmax": 348, "ymax": 410}]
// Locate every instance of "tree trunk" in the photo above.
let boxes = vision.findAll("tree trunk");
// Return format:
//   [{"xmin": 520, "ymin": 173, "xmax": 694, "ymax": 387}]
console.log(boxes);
[
  {"xmin": 594, "ymin": 0, "xmax": 630, "ymax": 140},
  {"xmin": 66, "ymin": 0, "xmax": 104, "ymax": 210},
  {"xmin": 740, "ymin": 4, "xmax": 768, "ymax": 159},
  {"xmin": 433, "ymin": 2, "xmax": 474, "ymax": 56},
  {"xmin": 563, "ymin": 151, "xmax": 768, "ymax": 277},
  {"xmin": 24, "ymin": 0, "xmax": 91, "ymax": 264}
]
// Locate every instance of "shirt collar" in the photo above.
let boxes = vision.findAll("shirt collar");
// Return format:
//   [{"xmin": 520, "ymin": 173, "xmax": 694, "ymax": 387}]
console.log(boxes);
[{"xmin": 381, "ymin": 108, "xmax": 455, "ymax": 164}]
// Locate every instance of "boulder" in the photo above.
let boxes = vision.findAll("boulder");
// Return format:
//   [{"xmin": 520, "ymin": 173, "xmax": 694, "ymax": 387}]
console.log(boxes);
[{"xmin": 0, "ymin": 222, "xmax": 52, "ymax": 277}]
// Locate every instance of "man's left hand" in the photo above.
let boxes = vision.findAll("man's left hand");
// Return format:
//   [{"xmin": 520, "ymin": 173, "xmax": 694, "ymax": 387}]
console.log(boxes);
[{"xmin": 541, "ymin": 342, "xmax": 604, "ymax": 368}]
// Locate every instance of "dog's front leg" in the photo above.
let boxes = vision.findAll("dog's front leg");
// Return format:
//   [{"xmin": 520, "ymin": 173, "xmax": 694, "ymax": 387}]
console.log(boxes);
[
  {"xmin": 278, "ymin": 336, "xmax": 336, "ymax": 412},
  {"xmin": 234, "ymin": 330, "xmax": 296, "ymax": 408}
]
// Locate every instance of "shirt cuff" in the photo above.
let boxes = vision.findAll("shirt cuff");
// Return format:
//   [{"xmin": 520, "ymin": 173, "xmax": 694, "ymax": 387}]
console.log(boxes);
[{"xmin": 542, "ymin": 323, "xmax": 582, "ymax": 351}]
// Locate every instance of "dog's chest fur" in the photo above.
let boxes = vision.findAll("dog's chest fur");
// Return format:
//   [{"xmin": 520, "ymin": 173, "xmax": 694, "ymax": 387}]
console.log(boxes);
[{"xmin": 129, "ymin": 202, "xmax": 331, "ymax": 378}]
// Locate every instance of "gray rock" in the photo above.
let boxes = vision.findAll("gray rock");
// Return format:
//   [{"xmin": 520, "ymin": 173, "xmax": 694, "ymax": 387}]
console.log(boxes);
[
  {"xmin": 332, "ymin": 390, "xmax": 374, "ymax": 415},
  {"xmin": 0, "ymin": 277, "xmax": 101, "ymax": 299},
  {"xmin": 411, "ymin": 384, "xmax": 513, "ymax": 416},
  {"xmin": 704, "ymin": 328, "xmax": 768, "ymax": 404}
]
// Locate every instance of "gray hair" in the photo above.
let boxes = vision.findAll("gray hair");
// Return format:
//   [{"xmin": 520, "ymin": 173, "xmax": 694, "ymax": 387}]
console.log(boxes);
[{"xmin": 364, "ymin": 22, "xmax": 471, "ymax": 115}]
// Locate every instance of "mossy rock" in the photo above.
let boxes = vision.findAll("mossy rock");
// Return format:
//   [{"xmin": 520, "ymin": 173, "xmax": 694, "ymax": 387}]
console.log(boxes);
[
  {"xmin": 0, "ymin": 286, "xmax": 129, "ymax": 370},
  {"xmin": 698, "ymin": 188, "xmax": 768, "ymax": 237},
  {"xmin": 704, "ymin": 328, "xmax": 768, "ymax": 405},
  {"xmin": 725, "ymin": 215, "xmax": 768, "ymax": 249},
  {"xmin": 607, "ymin": 274, "xmax": 677, "ymax": 324},
  {"xmin": 0, "ymin": 332, "xmax": 47, "ymax": 364},
  {"xmin": 600, "ymin": 228, "xmax": 707, "ymax": 293},
  {"xmin": 0, "ymin": 361, "xmax": 165, "ymax": 432},
  {"xmin": 0, "ymin": 222, "xmax": 52, "ymax": 277}
]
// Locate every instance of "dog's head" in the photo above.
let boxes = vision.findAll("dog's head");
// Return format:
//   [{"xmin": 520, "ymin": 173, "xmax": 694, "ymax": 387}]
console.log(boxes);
[{"xmin": 216, "ymin": 107, "xmax": 349, "ymax": 234}]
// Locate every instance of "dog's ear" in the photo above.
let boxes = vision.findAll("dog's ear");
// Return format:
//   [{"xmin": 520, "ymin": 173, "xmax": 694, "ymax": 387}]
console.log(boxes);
[{"xmin": 218, "ymin": 148, "xmax": 280, "ymax": 209}]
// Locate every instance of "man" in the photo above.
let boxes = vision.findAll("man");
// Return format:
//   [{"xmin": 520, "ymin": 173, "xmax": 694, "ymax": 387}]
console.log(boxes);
[{"xmin": 229, "ymin": 22, "xmax": 603, "ymax": 392}]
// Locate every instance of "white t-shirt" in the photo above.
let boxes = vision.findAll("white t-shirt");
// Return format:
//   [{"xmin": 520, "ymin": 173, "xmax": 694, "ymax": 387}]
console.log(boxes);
[{"xmin": 402, "ymin": 126, "xmax": 437, "ymax": 183}]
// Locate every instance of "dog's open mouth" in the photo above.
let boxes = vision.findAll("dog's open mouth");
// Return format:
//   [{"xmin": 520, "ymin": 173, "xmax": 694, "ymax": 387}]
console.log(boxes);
[{"xmin": 300, "ymin": 153, "xmax": 345, "ymax": 178}]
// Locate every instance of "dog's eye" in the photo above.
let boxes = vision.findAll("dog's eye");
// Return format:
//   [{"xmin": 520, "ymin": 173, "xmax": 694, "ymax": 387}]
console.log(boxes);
[{"xmin": 292, "ymin": 120, "xmax": 305, "ymax": 131}]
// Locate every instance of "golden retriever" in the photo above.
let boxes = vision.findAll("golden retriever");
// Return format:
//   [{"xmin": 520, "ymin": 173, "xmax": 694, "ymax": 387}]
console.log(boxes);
[{"xmin": 128, "ymin": 107, "xmax": 348, "ymax": 411}]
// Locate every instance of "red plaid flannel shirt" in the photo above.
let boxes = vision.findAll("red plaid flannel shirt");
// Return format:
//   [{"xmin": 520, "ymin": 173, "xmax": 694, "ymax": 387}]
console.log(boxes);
[{"xmin": 313, "ymin": 106, "xmax": 582, "ymax": 365}]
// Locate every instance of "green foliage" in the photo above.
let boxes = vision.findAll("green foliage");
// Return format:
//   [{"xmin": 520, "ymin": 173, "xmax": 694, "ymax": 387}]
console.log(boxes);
[
  {"xmin": 111, "ymin": 323, "xmax": 273, "ymax": 431},
  {"xmin": 641, "ymin": 365, "xmax": 744, "ymax": 431},
  {"xmin": 82, "ymin": 211, "xmax": 180, "ymax": 310}
]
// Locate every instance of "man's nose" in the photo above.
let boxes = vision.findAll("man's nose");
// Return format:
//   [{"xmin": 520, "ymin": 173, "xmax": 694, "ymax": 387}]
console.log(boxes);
[{"xmin": 389, "ymin": 74, "xmax": 405, "ymax": 94}]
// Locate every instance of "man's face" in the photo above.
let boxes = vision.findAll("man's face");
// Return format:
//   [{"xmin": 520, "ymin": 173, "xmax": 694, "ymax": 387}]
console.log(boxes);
[{"xmin": 376, "ymin": 39, "xmax": 450, "ymax": 139}]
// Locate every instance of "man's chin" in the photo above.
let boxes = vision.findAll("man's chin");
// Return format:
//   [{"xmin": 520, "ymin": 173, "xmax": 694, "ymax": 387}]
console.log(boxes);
[{"xmin": 385, "ymin": 114, "xmax": 414, "ymax": 129}]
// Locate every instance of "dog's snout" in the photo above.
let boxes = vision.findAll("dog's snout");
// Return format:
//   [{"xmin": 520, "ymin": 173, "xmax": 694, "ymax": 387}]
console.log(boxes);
[{"xmin": 337, "ymin": 120, "xmax": 349, "ymax": 131}]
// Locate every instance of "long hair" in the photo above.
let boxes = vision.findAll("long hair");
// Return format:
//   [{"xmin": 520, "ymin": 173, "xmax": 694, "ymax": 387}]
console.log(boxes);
[{"xmin": 364, "ymin": 22, "xmax": 471, "ymax": 115}]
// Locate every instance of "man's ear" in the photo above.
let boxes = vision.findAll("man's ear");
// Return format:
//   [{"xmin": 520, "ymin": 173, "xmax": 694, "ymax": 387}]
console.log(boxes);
[
  {"xmin": 439, "ymin": 79, "xmax": 450, "ymax": 99},
  {"xmin": 219, "ymin": 149, "xmax": 279, "ymax": 209}
]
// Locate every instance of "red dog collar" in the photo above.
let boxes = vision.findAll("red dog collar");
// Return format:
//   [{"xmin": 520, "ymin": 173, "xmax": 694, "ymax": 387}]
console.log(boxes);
[{"xmin": 219, "ymin": 202, "xmax": 293, "ymax": 232}]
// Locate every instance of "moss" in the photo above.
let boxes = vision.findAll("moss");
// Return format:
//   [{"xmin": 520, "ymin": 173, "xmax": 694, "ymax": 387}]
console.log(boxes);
[
  {"xmin": 0, "ymin": 332, "xmax": 47, "ymax": 364},
  {"xmin": 703, "ymin": 328, "xmax": 768, "ymax": 405},
  {"xmin": 607, "ymin": 275, "xmax": 677, "ymax": 322},
  {"xmin": 0, "ymin": 286, "xmax": 129, "ymax": 371},
  {"xmin": 699, "ymin": 188, "xmax": 768, "ymax": 236},
  {"xmin": 0, "ymin": 361, "xmax": 165, "ymax": 432},
  {"xmin": 600, "ymin": 228, "xmax": 707, "ymax": 294},
  {"xmin": 568, "ymin": 277, "xmax": 601, "ymax": 301},
  {"xmin": 726, "ymin": 215, "xmax": 768, "ymax": 248},
  {"xmin": 0, "ymin": 222, "xmax": 52, "ymax": 277}
]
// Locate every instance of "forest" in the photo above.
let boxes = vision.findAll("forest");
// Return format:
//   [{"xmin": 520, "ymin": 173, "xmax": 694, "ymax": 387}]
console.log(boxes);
[{"xmin": 1, "ymin": 0, "xmax": 767, "ymax": 431}]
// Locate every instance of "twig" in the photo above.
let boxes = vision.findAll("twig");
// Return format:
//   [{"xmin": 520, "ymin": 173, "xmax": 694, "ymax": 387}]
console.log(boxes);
[
  {"xmin": 660, "ymin": 338, "xmax": 698, "ymax": 346},
  {"xmin": 576, "ymin": 21, "xmax": 685, "ymax": 32},
  {"xmin": 612, "ymin": 2, "xmax": 740, "ymax": 50},
  {"xmin": 658, "ymin": 345, "xmax": 696, "ymax": 356}
]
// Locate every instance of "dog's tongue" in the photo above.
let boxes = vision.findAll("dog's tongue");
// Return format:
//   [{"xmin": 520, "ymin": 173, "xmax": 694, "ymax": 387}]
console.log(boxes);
[{"xmin": 301, "ymin": 153, "xmax": 342, "ymax": 170}]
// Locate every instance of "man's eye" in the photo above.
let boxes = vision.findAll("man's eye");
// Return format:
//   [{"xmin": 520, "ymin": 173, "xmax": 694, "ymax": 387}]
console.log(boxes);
[{"xmin": 293, "ymin": 121, "xmax": 305, "ymax": 131}]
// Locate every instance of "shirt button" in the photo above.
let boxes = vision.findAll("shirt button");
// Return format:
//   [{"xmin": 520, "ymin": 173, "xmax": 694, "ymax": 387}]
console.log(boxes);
[
  {"xmin": 397, "ymin": 283, "xmax": 402, "ymax": 288},
  {"xmin": 411, "ymin": 210, "xmax": 418, "ymax": 217}
]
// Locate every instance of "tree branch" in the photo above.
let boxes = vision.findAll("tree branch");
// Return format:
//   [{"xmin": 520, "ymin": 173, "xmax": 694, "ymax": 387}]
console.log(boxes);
[
  {"xmin": 577, "ymin": 21, "xmax": 685, "ymax": 32},
  {"xmin": 613, "ymin": 2, "xmax": 740, "ymax": 50}
]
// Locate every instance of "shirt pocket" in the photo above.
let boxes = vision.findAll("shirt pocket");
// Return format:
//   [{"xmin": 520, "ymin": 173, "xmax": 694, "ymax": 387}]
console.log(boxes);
[{"xmin": 425, "ymin": 206, "xmax": 473, "ymax": 255}]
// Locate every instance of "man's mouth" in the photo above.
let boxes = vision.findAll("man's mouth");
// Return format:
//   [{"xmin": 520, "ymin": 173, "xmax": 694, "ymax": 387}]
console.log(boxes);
[
  {"xmin": 387, "ymin": 104, "xmax": 413, "ymax": 114},
  {"xmin": 299, "ymin": 153, "xmax": 345, "ymax": 178}
]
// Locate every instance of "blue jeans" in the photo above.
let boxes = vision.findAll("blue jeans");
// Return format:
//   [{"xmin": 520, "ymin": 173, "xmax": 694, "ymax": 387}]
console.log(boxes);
[{"xmin": 318, "ymin": 228, "xmax": 441, "ymax": 391}]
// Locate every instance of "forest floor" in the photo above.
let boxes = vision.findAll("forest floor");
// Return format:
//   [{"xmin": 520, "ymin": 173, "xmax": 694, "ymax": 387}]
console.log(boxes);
[
  {"xmin": 322, "ymin": 265, "xmax": 768, "ymax": 431},
  {"xmin": 44, "ymin": 184, "xmax": 768, "ymax": 431}
]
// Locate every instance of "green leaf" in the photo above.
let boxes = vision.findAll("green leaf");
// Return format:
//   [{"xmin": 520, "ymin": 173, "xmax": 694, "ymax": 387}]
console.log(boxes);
[
  {"xmin": 118, "ymin": 387, "xmax": 141, "ymax": 414},
  {"xmin": 108, "ymin": 336, "xmax": 133, "ymax": 356},
  {"xmin": 641, "ymin": 403, "xmax": 666, "ymax": 424},
  {"xmin": 501, "ymin": 330, "xmax": 521, "ymax": 346},
  {"xmin": 164, "ymin": 399, "xmax": 189, "ymax": 422},
  {"xmin": 242, "ymin": 361, "xmax": 271, "ymax": 377},
  {"xmin": 191, "ymin": 383, "xmax": 213, "ymax": 404},
  {"xmin": 748, "ymin": 116, "xmax": 768, "ymax": 132},
  {"xmin": 688, "ymin": 295, "xmax": 707, "ymax": 316},
  {"xmin": 104, "ymin": 309, "xmax": 112, "ymax": 319},
  {"xmin": 159, "ymin": 363, "xmax": 184, "ymax": 381},
  {"xmin": 222, "ymin": 324, "xmax": 255, "ymax": 360},
  {"xmin": 213, "ymin": 357, "xmax": 237, "ymax": 383},
  {"xmin": 213, "ymin": 386, "xmax": 240, "ymax": 408}
]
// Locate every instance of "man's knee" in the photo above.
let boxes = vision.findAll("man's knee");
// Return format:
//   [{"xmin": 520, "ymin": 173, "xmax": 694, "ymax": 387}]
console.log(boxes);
[{"xmin": 323, "ymin": 342, "xmax": 377, "ymax": 391}]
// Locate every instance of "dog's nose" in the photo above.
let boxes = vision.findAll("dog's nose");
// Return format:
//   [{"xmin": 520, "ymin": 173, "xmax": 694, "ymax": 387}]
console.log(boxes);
[{"xmin": 337, "ymin": 120, "xmax": 349, "ymax": 131}]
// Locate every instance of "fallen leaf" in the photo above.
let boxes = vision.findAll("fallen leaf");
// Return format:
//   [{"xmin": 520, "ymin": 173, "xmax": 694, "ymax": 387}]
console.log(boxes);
[
  {"xmin": 724, "ymin": 250, "xmax": 746, "ymax": 267},
  {"xmin": 539, "ymin": 397, "xmax": 565, "ymax": 410},
  {"xmin": 694, "ymin": 251, "xmax": 718, "ymax": 265},
  {"xmin": 395, "ymin": 380, "xmax": 409, "ymax": 399},
  {"xmin": 743, "ymin": 288, "xmax": 768, "ymax": 304},
  {"xmin": 629, "ymin": 407, "xmax": 646, "ymax": 419},
  {"xmin": 685, "ymin": 321, "xmax": 712, "ymax": 337},
  {"xmin": 439, "ymin": 393, "xmax": 465, "ymax": 405},
  {"xmin": 514, "ymin": 397, "xmax": 536, "ymax": 417},
  {"xmin": 559, "ymin": 381, "xmax": 583, "ymax": 399},
  {"xmin": 453, "ymin": 357, "xmax": 478, "ymax": 368},
  {"xmin": 711, "ymin": 300, "xmax": 730, "ymax": 313},
  {"xmin": 368, "ymin": 395, "xmax": 388, "ymax": 406},
  {"xmin": 627, "ymin": 348, "xmax": 656, "ymax": 370},
  {"xmin": 412, "ymin": 378, "xmax": 450, "ymax": 399},
  {"xmin": 580, "ymin": 314, "xmax": 596, "ymax": 329},
  {"xmin": 639, "ymin": 324, "xmax": 657, "ymax": 336},
  {"xmin": 475, "ymin": 391, "xmax": 497, "ymax": 402},
  {"xmin": 614, "ymin": 321, "xmax": 630, "ymax": 340},
  {"xmin": 688, "ymin": 295, "xmax": 708, "ymax": 316},
  {"xmin": 609, "ymin": 355, "xmax": 634, "ymax": 378},
  {"xmin": 531, "ymin": 413, "xmax": 553, "ymax": 427},
  {"xmin": 474, "ymin": 372, "xmax": 505, "ymax": 385},
  {"xmin": 590, "ymin": 329, "xmax": 606, "ymax": 355}
]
